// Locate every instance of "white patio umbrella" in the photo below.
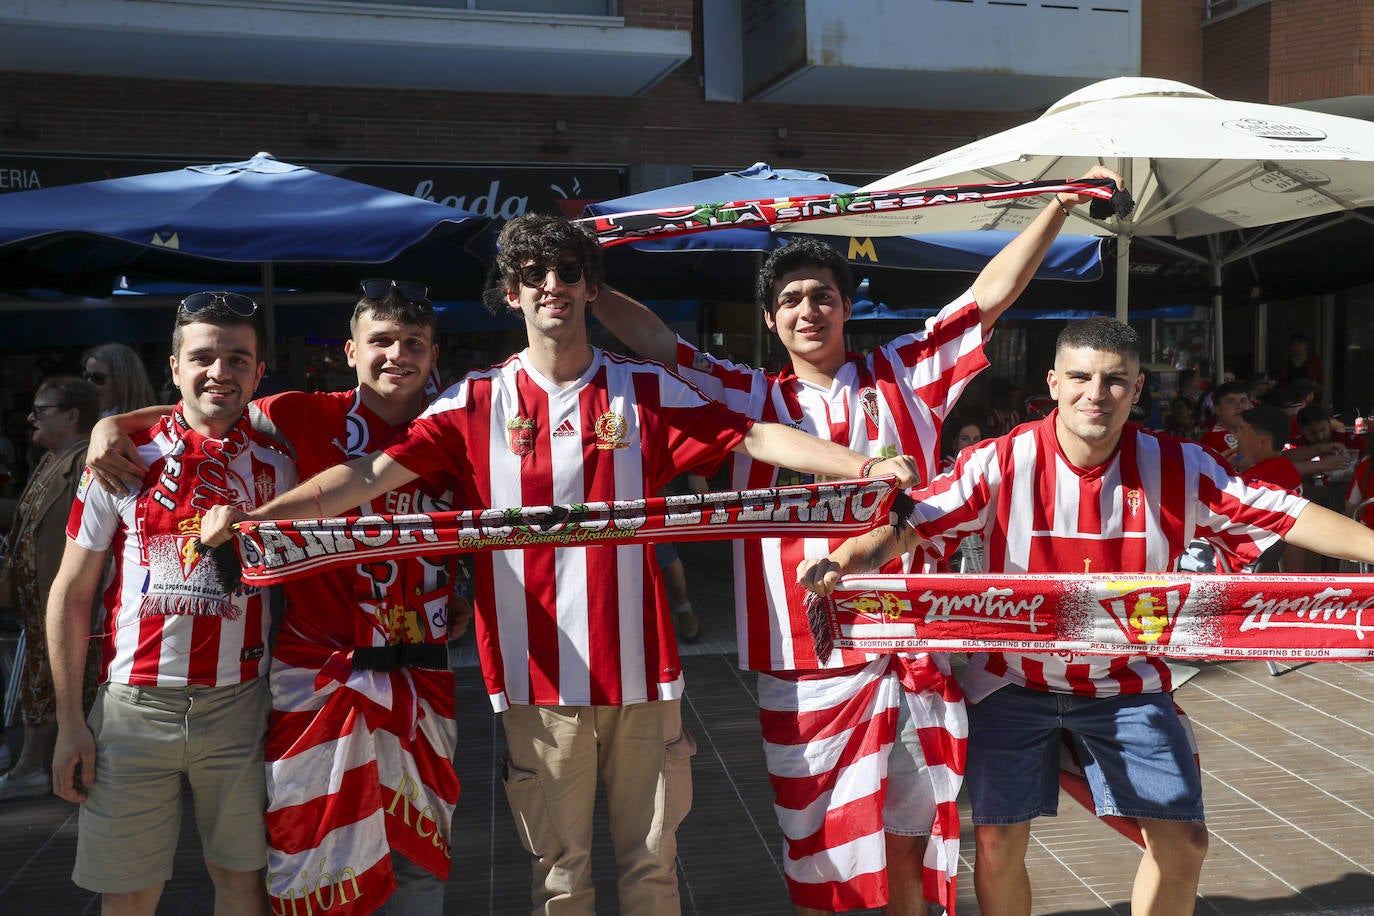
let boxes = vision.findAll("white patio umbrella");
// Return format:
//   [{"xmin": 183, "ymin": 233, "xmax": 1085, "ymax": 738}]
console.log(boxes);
[{"xmin": 788, "ymin": 77, "xmax": 1374, "ymax": 376}]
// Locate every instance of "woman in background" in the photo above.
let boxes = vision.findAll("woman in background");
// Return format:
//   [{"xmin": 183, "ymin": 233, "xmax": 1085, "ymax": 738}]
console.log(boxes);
[
  {"xmin": 0, "ymin": 376, "xmax": 102, "ymax": 799},
  {"xmin": 81, "ymin": 342, "xmax": 156, "ymax": 416}
]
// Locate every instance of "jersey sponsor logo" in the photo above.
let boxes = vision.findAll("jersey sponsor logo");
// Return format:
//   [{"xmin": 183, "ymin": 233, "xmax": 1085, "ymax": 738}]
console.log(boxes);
[
  {"xmin": 1098, "ymin": 579, "xmax": 1189, "ymax": 646},
  {"xmin": 507, "ymin": 417, "xmax": 535, "ymax": 456},
  {"xmin": 552, "ymin": 419, "xmax": 577, "ymax": 438},
  {"xmin": 594, "ymin": 412, "xmax": 629, "ymax": 450}
]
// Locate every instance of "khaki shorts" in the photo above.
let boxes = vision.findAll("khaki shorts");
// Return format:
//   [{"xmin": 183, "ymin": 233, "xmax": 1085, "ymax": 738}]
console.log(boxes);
[{"xmin": 73, "ymin": 679, "xmax": 270, "ymax": 894}]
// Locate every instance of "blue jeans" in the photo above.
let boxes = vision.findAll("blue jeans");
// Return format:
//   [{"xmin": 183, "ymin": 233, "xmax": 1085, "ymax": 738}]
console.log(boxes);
[{"xmin": 966, "ymin": 684, "xmax": 1203, "ymax": 825}]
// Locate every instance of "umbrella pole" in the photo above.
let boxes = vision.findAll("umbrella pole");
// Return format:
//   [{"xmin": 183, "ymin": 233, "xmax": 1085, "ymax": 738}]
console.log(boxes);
[
  {"xmin": 261, "ymin": 262, "xmax": 277, "ymax": 374},
  {"xmin": 1115, "ymin": 233, "xmax": 1131, "ymax": 322},
  {"xmin": 1208, "ymin": 237, "xmax": 1225, "ymax": 384}
]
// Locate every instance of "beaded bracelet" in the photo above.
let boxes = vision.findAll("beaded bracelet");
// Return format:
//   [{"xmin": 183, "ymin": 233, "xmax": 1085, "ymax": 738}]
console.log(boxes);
[
  {"xmin": 1055, "ymin": 195, "xmax": 1072, "ymax": 217},
  {"xmin": 859, "ymin": 456, "xmax": 883, "ymax": 478}
]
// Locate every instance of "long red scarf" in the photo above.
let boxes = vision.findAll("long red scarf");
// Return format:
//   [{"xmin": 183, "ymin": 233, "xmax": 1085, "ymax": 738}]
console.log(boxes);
[
  {"xmin": 138, "ymin": 409, "xmax": 254, "ymax": 618},
  {"xmin": 806, "ymin": 572, "xmax": 1374, "ymax": 662},
  {"xmin": 231, "ymin": 478, "xmax": 908, "ymax": 586}
]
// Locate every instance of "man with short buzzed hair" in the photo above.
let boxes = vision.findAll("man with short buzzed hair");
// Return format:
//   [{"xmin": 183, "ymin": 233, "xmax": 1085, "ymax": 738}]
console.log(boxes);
[{"xmin": 803, "ymin": 315, "xmax": 1374, "ymax": 916}]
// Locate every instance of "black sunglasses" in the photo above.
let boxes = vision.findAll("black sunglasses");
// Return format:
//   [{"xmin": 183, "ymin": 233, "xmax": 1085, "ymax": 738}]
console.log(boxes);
[
  {"xmin": 360, "ymin": 278, "xmax": 431, "ymax": 304},
  {"xmin": 180, "ymin": 291, "xmax": 259, "ymax": 318},
  {"xmin": 517, "ymin": 262, "xmax": 585, "ymax": 289},
  {"xmin": 83, "ymin": 370, "xmax": 109, "ymax": 385}
]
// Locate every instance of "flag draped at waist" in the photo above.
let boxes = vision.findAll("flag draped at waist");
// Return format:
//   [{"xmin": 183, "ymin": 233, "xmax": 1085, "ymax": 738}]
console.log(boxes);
[
  {"xmin": 806, "ymin": 573, "xmax": 1374, "ymax": 663},
  {"xmin": 234, "ymin": 477, "xmax": 906, "ymax": 586}
]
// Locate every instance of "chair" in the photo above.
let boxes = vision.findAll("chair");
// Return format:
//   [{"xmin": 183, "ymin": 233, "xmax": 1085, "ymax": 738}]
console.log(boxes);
[{"xmin": 0, "ymin": 628, "xmax": 24, "ymax": 727}]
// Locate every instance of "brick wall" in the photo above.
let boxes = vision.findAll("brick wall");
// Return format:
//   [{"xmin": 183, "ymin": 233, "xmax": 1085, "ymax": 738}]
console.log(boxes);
[
  {"xmin": 0, "ymin": 0, "xmax": 1214, "ymax": 185},
  {"xmin": 1142, "ymin": 0, "xmax": 1206, "ymax": 86},
  {"xmin": 1267, "ymin": 0, "xmax": 1374, "ymax": 104},
  {"xmin": 1204, "ymin": 0, "xmax": 1374, "ymax": 105},
  {"xmin": 1202, "ymin": 1, "xmax": 1271, "ymax": 101}
]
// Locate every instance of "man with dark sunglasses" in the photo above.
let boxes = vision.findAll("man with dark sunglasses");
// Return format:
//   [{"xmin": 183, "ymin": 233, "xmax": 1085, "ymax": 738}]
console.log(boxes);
[
  {"xmin": 47, "ymin": 293, "xmax": 296, "ymax": 916},
  {"xmin": 86, "ymin": 281, "xmax": 468, "ymax": 915},
  {"xmin": 200, "ymin": 213, "xmax": 918, "ymax": 916}
]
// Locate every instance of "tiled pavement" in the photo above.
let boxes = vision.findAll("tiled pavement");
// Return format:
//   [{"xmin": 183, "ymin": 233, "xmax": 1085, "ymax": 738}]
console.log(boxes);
[{"xmin": 3, "ymin": 539, "xmax": 1374, "ymax": 914}]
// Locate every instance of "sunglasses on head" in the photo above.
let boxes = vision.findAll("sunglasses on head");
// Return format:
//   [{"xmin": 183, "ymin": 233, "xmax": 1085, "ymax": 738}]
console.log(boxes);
[
  {"xmin": 517, "ymin": 262, "xmax": 585, "ymax": 289},
  {"xmin": 83, "ymin": 370, "xmax": 109, "ymax": 385},
  {"xmin": 180, "ymin": 291, "xmax": 259, "ymax": 318},
  {"xmin": 359, "ymin": 278, "xmax": 431, "ymax": 304}
]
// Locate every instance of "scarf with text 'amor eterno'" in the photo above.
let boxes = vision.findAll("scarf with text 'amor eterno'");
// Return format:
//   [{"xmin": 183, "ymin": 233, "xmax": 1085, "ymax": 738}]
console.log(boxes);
[{"xmin": 228, "ymin": 478, "xmax": 911, "ymax": 586}]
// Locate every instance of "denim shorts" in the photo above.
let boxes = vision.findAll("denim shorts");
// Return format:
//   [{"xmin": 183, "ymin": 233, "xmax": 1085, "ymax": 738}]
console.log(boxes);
[{"xmin": 966, "ymin": 684, "xmax": 1203, "ymax": 826}]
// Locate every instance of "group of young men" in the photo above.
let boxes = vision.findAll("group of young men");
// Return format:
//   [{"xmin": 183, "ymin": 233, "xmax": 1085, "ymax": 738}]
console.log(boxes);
[{"xmin": 43, "ymin": 168, "xmax": 1374, "ymax": 916}]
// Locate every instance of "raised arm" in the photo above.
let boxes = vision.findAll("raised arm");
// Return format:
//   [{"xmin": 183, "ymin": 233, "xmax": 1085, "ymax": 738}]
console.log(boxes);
[
  {"xmin": 970, "ymin": 165, "xmax": 1124, "ymax": 333},
  {"xmin": 47, "ymin": 540, "xmax": 108, "ymax": 803},
  {"xmin": 199, "ymin": 450, "xmax": 421, "ymax": 546},
  {"xmin": 594, "ymin": 286, "xmax": 679, "ymax": 365},
  {"xmin": 796, "ymin": 524, "xmax": 923, "ymax": 596},
  {"xmin": 735, "ymin": 421, "xmax": 919, "ymax": 488}
]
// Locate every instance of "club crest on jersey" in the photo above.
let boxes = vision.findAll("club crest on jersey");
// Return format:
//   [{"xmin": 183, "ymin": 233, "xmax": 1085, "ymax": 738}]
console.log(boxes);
[
  {"xmin": 1098, "ymin": 579, "xmax": 1190, "ymax": 646},
  {"xmin": 594, "ymin": 412, "xmax": 629, "ymax": 450},
  {"xmin": 1124, "ymin": 487, "xmax": 1143, "ymax": 516},
  {"xmin": 859, "ymin": 387, "xmax": 881, "ymax": 430},
  {"xmin": 692, "ymin": 352, "xmax": 713, "ymax": 372},
  {"xmin": 507, "ymin": 417, "xmax": 535, "ymax": 456},
  {"xmin": 254, "ymin": 469, "xmax": 275, "ymax": 505}
]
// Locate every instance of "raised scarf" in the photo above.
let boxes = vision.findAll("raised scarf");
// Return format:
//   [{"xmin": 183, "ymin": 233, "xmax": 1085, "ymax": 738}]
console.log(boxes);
[{"xmin": 576, "ymin": 176, "xmax": 1132, "ymax": 247}]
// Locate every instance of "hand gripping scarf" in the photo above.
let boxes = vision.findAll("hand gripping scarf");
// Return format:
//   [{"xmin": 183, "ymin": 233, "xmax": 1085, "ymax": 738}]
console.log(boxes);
[
  {"xmin": 225, "ymin": 479, "xmax": 913, "ymax": 587},
  {"xmin": 805, "ymin": 572, "xmax": 1374, "ymax": 663}
]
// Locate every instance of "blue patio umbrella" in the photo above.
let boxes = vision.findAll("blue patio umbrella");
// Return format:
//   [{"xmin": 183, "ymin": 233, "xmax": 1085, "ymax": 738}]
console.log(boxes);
[{"xmin": 0, "ymin": 153, "xmax": 489, "ymax": 301}]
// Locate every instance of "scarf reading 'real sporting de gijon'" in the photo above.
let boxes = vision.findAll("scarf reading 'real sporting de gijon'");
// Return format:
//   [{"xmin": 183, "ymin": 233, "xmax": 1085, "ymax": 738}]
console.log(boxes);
[
  {"xmin": 804, "ymin": 573, "xmax": 1374, "ymax": 663},
  {"xmin": 226, "ymin": 478, "xmax": 912, "ymax": 587}
]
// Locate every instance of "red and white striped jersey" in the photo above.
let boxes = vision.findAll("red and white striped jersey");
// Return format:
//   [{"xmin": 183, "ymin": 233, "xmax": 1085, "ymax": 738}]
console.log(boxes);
[
  {"xmin": 671, "ymin": 292, "xmax": 988, "ymax": 671},
  {"xmin": 384, "ymin": 348, "xmax": 753, "ymax": 710},
  {"xmin": 67, "ymin": 417, "xmax": 296, "ymax": 687},
  {"xmin": 909, "ymin": 412, "xmax": 1309, "ymax": 701}
]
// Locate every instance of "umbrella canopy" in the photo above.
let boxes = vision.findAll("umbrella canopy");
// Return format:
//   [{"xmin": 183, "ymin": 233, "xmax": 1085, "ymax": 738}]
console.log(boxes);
[
  {"xmin": 785, "ymin": 78, "xmax": 1374, "ymax": 351},
  {"xmin": 0, "ymin": 153, "xmax": 489, "ymax": 299},
  {"xmin": 582, "ymin": 162, "xmax": 1102, "ymax": 301}
]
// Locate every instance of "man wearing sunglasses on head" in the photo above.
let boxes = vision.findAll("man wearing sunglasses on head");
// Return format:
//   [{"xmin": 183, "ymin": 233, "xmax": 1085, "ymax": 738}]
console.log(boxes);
[
  {"xmin": 199, "ymin": 213, "xmax": 919, "ymax": 916},
  {"xmin": 85, "ymin": 281, "xmax": 468, "ymax": 915},
  {"xmin": 47, "ymin": 292, "xmax": 297, "ymax": 916}
]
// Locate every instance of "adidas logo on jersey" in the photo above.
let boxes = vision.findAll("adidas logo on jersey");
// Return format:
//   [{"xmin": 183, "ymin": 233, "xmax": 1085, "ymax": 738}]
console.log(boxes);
[{"xmin": 552, "ymin": 419, "xmax": 577, "ymax": 438}]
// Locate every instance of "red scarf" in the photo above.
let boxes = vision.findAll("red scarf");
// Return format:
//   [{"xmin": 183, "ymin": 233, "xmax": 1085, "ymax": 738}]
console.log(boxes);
[
  {"xmin": 137, "ymin": 409, "xmax": 254, "ymax": 618},
  {"xmin": 807, "ymin": 572, "xmax": 1374, "ymax": 662},
  {"xmin": 232, "ymin": 479, "xmax": 911, "ymax": 586}
]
